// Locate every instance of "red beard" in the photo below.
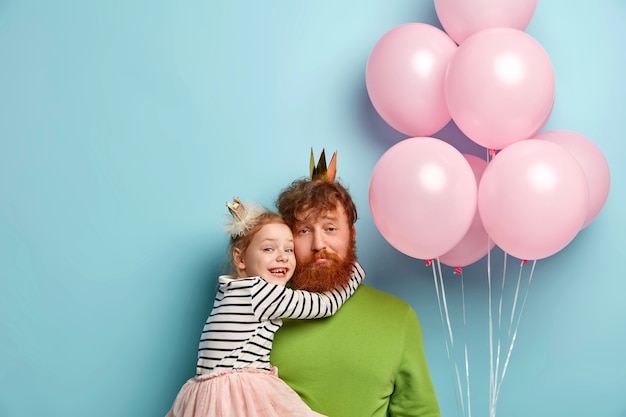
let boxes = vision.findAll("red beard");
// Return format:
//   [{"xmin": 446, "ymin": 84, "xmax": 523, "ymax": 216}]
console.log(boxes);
[{"xmin": 290, "ymin": 243, "xmax": 357, "ymax": 293}]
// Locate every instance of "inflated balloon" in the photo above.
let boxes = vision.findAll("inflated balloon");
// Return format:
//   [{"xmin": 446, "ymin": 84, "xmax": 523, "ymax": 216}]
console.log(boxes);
[
  {"xmin": 369, "ymin": 137, "xmax": 477, "ymax": 260},
  {"xmin": 478, "ymin": 140, "xmax": 589, "ymax": 260},
  {"xmin": 366, "ymin": 23, "xmax": 457, "ymax": 137},
  {"xmin": 434, "ymin": 0, "xmax": 538, "ymax": 44},
  {"xmin": 536, "ymin": 130, "xmax": 610, "ymax": 228},
  {"xmin": 444, "ymin": 28, "xmax": 555, "ymax": 150},
  {"xmin": 440, "ymin": 154, "xmax": 496, "ymax": 267}
]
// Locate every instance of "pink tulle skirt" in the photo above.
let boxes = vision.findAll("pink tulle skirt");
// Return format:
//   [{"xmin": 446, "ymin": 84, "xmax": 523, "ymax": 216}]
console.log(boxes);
[{"xmin": 165, "ymin": 367, "xmax": 326, "ymax": 417}]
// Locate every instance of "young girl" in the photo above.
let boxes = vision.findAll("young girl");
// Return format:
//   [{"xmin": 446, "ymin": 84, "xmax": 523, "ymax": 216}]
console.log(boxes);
[{"xmin": 165, "ymin": 197, "xmax": 364, "ymax": 417}]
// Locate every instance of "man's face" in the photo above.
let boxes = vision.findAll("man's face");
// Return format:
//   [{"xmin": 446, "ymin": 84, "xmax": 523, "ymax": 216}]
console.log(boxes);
[{"xmin": 290, "ymin": 202, "xmax": 356, "ymax": 292}]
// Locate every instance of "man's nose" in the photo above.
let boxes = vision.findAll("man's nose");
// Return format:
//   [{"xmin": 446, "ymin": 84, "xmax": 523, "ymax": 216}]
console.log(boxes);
[{"xmin": 311, "ymin": 232, "xmax": 327, "ymax": 252}]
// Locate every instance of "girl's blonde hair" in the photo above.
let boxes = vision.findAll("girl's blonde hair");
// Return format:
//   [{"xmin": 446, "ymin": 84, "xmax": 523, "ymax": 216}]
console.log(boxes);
[{"xmin": 224, "ymin": 199, "xmax": 287, "ymax": 276}]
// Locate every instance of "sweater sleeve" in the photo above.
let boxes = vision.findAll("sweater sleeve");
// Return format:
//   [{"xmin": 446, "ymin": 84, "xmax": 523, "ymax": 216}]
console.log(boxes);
[
  {"xmin": 388, "ymin": 306, "xmax": 441, "ymax": 417},
  {"xmin": 250, "ymin": 266, "xmax": 364, "ymax": 321}
]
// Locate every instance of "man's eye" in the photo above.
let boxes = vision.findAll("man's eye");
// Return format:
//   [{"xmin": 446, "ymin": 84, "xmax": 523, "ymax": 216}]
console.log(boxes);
[{"xmin": 298, "ymin": 228, "xmax": 309, "ymax": 235}]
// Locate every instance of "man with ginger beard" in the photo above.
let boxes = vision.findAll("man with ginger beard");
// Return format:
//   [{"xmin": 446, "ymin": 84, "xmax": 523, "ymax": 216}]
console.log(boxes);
[
  {"xmin": 289, "ymin": 229, "xmax": 356, "ymax": 294},
  {"xmin": 270, "ymin": 150, "xmax": 441, "ymax": 417}
]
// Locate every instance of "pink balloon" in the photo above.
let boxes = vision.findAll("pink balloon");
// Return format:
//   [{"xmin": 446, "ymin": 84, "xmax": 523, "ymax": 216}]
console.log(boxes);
[
  {"xmin": 478, "ymin": 140, "xmax": 589, "ymax": 260},
  {"xmin": 536, "ymin": 130, "xmax": 610, "ymax": 228},
  {"xmin": 444, "ymin": 28, "xmax": 555, "ymax": 150},
  {"xmin": 434, "ymin": 0, "xmax": 538, "ymax": 44},
  {"xmin": 366, "ymin": 23, "xmax": 457, "ymax": 137},
  {"xmin": 369, "ymin": 137, "xmax": 477, "ymax": 260},
  {"xmin": 440, "ymin": 154, "xmax": 496, "ymax": 267}
]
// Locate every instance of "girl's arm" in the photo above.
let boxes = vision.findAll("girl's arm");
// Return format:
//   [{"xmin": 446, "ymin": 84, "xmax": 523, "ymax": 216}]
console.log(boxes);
[{"xmin": 251, "ymin": 263, "xmax": 364, "ymax": 321}]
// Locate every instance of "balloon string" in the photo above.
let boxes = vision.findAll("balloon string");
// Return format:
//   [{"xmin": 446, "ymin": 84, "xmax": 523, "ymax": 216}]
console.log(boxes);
[
  {"xmin": 494, "ymin": 260, "xmax": 537, "ymax": 403},
  {"xmin": 485, "ymin": 142, "xmax": 496, "ymax": 417},
  {"xmin": 437, "ymin": 259, "xmax": 466, "ymax": 415},
  {"xmin": 487, "ymin": 241, "xmax": 495, "ymax": 417},
  {"xmin": 430, "ymin": 260, "xmax": 465, "ymax": 416},
  {"xmin": 429, "ymin": 260, "xmax": 458, "ymax": 411},
  {"xmin": 507, "ymin": 260, "xmax": 525, "ymax": 339},
  {"xmin": 460, "ymin": 270, "xmax": 472, "ymax": 417},
  {"xmin": 491, "ymin": 252, "xmax": 507, "ymax": 413},
  {"xmin": 436, "ymin": 259, "xmax": 455, "ymax": 348}
]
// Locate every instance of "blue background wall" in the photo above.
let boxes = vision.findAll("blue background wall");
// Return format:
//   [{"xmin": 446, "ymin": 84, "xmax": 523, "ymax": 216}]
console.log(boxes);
[{"xmin": 1, "ymin": 1, "xmax": 624, "ymax": 416}]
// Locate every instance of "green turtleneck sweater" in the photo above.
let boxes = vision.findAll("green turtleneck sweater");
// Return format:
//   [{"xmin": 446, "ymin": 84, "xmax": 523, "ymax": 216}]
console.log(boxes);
[{"xmin": 271, "ymin": 282, "xmax": 441, "ymax": 417}]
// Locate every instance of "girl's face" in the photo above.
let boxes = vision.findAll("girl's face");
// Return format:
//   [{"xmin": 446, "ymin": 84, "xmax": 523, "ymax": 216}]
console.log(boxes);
[{"xmin": 234, "ymin": 222, "xmax": 296, "ymax": 286}]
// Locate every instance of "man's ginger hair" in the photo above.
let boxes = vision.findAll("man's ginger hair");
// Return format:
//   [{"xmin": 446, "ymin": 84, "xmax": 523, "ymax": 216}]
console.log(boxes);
[{"xmin": 275, "ymin": 178, "xmax": 358, "ymax": 230}]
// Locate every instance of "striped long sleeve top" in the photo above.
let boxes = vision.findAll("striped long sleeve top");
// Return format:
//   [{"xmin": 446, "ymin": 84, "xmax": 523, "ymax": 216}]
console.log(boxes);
[{"xmin": 196, "ymin": 263, "xmax": 365, "ymax": 375}]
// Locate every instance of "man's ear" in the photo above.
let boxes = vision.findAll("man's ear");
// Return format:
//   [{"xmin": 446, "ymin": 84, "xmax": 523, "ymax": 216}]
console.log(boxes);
[{"xmin": 233, "ymin": 248, "xmax": 246, "ymax": 271}]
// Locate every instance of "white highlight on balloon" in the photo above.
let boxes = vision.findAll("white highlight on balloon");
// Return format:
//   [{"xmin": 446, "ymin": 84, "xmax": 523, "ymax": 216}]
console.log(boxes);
[
  {"xmin": 419, "ymin": 163, "xmax": 447, "ymax": 191},
  {"xmin": 412, "ymin": 51, "xmax": 436, "ymax": 77},
  {"xmin": 528, "ymin": 163, "xmax": 557, "ymax": 192},
  {"xmin": 495, "ymin": 52, "xmax": 525, "ymax": 84}
]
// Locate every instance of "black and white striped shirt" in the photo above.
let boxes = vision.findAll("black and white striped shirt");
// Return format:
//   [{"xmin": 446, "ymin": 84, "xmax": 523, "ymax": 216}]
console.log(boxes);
[{"xmin": 196, "ymin": 263, "xmax": 365, "ymax": 375}]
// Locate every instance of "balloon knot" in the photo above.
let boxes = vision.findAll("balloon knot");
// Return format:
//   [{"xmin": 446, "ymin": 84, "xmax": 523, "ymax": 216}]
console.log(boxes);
[
  {"xmin": 425, "ymin": 259, "xmax": 433, "ymax": 267},
  {"xmin": 489, "ymin": 149, "xmax": 497, "ymax": 157},
  {"xmin": 453, "ymin": 266, "xmax": 462, "ymax": 274},
  {"xmin": 521, "ymin": 259, "xmax": 528, "ymax": 266}
]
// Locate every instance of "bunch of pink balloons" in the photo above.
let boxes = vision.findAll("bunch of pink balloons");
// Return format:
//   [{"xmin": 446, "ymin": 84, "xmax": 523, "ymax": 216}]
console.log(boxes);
[{"xmin": 367, "ymin": 0, "xmax": 610, "ymax": 265}]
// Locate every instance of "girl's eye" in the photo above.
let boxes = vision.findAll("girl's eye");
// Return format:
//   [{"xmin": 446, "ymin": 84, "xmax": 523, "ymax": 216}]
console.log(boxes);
[
  {"xmin": 285, "ymin": 248, "xmax": 294, "ymax": 253},
  {"xmin": 263, "ymin": 247, "xmax": 274, "ymax": 252}
]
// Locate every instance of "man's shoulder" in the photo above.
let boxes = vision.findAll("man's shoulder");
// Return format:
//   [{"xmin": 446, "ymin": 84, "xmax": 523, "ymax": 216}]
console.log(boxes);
[
  {"xmin": 351, "ymin": 284, "xmax": 415, "ymax": 314},
  {"xmin": 351, "ymin": 263, "xmax": 411, "ymax": 307},
  {"xmin": 356, "ymin": 283, "xmax": 407, "ymax": 301}
]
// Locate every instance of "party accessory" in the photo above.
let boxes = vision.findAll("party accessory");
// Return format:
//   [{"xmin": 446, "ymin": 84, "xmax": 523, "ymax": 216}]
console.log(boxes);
[
  {"xmin": 224, "ymin": 197, "xmax": 268, "ymax": 238},
  {"xmin": 310, "ymin": 148, "xmax": 337, "ymax": 181}
]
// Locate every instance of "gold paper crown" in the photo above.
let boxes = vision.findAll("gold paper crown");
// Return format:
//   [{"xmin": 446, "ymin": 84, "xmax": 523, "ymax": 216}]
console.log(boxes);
[
  {"xmin": 224, "ymin": 197, "xmax": 267, "ymax": 238},
  {"xmin": 309, "ymin": 148, "xmax": 337, "ymax": 181}
]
